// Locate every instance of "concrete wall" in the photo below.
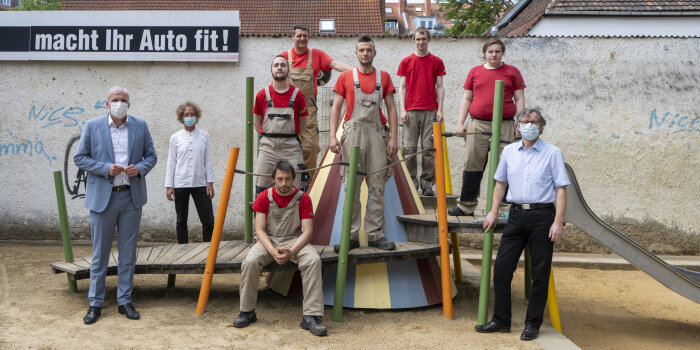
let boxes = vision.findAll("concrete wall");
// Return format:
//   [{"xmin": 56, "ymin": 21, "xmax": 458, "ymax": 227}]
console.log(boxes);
[{"xmin": 0, "ymin": 36, "xmax": 697, "ymax": 252}]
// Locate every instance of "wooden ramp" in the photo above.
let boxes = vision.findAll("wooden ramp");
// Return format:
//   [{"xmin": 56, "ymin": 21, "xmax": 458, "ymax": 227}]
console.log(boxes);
[
  {"xmin": 50, "ymin": 241, "xmax": 441, "ymax": 281},
  {"xmin": 397, "ymin": 212, "xmax": 508, "ymax": 243}
]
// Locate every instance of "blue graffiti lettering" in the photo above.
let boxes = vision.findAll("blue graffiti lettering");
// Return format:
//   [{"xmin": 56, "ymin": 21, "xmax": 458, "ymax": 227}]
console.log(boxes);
[
  {"xmin": 94, "ymin": 99, "xmax": 108, "ymax": 110},
  {"xmin": 0, "ymin": 131, "xmax": 55, "ymax": 167},
  {"xmin": 648, "ymin": 110, "xmax": 699, "ymax": 133}
]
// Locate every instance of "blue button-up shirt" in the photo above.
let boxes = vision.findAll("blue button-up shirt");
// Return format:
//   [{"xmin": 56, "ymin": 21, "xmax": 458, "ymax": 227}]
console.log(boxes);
[{"xmin": 494, "ymin": 138, "xmax": 570, "ymax": 204}]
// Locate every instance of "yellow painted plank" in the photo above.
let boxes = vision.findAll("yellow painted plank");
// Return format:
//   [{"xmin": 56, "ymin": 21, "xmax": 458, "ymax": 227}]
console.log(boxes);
[{"xmin": 353, "ymin": 262, "xmax": 391, "ymax": 309}]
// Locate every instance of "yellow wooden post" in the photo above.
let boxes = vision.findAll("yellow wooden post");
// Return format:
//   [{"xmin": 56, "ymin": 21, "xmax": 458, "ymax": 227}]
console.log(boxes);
[{"xmin": 440, "ymin": 120, "xmax": 452, "ymax": 195}]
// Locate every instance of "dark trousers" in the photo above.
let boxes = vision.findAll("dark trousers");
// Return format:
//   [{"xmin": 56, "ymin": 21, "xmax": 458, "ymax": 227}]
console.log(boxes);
[
  {"xmin": 174, "ymin": 187, "xmax": 214, "ymax": 244},
  {"xmin": 492, "ymin": 206, "xmax": 555, "ymax": 329}
]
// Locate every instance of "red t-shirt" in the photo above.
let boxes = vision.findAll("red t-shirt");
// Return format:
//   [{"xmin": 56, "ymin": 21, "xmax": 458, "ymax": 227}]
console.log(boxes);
[
  {"xmin": 333, "ymin": 68, "xmax": 396, "ymax": 125},
  {"xmin": 397, "ymin": 53, "xmax": 446, "ymax": 111},
  {"xmin": 251, "ymin": 187, "xmax": 315, "ymax": 223},
  {"xmin": 253, "ymin": 85, "xmax": 309, "ymax": 134},
  {"xmin": 280, "ymin": 48, "xmax": 333, "ymax": 97},
  {"xmin": 463, "ymin": 63, "xmax": 526, "ymax": 120}
]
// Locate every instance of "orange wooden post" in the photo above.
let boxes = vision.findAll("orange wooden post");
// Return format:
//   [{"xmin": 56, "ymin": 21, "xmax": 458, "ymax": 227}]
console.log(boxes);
[
  {"xmin": 196, "ymin": 147, "xmax": 239, "ymax": 315},
  {"xmin": 433, "ymin": 123, "xmax": 453, "ymax": 319}
]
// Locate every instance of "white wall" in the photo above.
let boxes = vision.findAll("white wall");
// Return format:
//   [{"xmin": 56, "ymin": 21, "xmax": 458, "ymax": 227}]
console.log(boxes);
[{"xmin": 0, "ymin": 36, "xmax": 698, "ymax": 243}]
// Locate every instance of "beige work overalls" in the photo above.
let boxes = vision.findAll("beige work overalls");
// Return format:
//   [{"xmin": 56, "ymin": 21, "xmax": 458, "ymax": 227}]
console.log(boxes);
[
  {"xmin": 239, "ymin": 190, "xmax": 323, "ymax": 316},
  {"xmin": 255, "ymin": 86, "xmax": 304, "ymax": 190},
  {"xmin": 341, "ymin": 68, "xmax": 392, "ymax": 241},
  {"xmin": 287, "ymin": 49, "xmax": 320, "ymax": 178}
]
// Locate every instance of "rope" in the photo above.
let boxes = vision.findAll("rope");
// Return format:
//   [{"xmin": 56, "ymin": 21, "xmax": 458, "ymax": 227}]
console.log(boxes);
[{"xmin": 233, "ymin": 148, "xmax": 435, "ymax": 177}]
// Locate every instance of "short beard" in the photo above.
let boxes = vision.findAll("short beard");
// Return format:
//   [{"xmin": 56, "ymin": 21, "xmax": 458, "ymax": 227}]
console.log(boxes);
[{"xmin": 272, "ymin": 73, "xmax": 288, "ymax": 81}]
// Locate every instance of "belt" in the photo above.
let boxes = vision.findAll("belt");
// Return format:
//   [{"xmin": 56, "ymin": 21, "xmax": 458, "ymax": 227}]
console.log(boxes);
[
  {"xmin": 112, "ymin": 185, "xmax": 130, "ymax": 192},
  {"xmin": 261, "ymin": 133, "xmax": 298, "ymax": 138},
  {"xmin": 512, "ymin": 203, "xmax": 554, "ymax": 210}
]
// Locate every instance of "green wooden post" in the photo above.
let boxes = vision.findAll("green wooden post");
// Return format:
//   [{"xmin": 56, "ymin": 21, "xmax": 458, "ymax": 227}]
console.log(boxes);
[
  {"xmin": 477, "ymin": 80, "xmax": 504, "ymax": 325},
  {"xmin": 524, "ymin": 244, "xmax": 532, "ymax": 299},
  {"xmin": 53, "ymin": 171, "xmax": 77, "ymax": 293},
  {"xmin": 332, "ymin": 146, "xmax": 359, "ymax": 323},
  {"xmin": 245, "ymin": 77, "xmax": 254, "ymax": 243}
]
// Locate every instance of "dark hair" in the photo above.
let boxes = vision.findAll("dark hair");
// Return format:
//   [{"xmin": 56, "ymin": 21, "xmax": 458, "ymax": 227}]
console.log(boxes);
[
  {"xmin": 293, "ymin": 24, "xmax": 309, "ymax": 35},
  {"xmin": 356, "ymin": 34, "xmax": 375, "ymax": 49},
  {"xmin": 413, "ymin": 27, "xmax": 431, "ymax": 41},
  {"xmin": 271, "ymin": 54, "xmax": 288, "ymax": 69},
  {"xmin": 271, "ymin": 160, "xmax": 296, "ymax": 179},
  {"xmin": 482, "ymin": 38, "xmax": 506, "ymax": 57}
]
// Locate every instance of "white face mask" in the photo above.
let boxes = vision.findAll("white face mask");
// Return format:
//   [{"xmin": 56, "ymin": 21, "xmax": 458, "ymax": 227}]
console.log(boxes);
[
  {"xmin": 110, "ymin": 101, "xmax": 128, "ymax": 119},
  {"xmin": 519, "ymin": 122, "xmax": 540, "ymax": 141}
]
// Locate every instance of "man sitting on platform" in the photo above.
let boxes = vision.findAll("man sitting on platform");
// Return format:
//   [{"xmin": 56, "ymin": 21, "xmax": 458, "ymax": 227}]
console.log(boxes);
[{"xmin": 233, "ymin": 160, "xmax": 326, "ymax": 336}]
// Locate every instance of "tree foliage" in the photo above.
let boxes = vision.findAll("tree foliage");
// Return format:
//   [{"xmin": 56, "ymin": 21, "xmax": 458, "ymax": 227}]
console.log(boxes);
[
  {"xmin": 11, "ymin": 0, "xmax": 62, "ymax": 11},
  {"xmin": 438, "ymin": 0, "xmax": 515, "ymax": 35}
]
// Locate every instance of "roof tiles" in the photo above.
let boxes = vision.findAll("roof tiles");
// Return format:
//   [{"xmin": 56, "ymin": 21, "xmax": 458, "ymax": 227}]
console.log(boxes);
[{"xmin": 59, "ymin": 0, "xmax": 384, "ymax": 35}]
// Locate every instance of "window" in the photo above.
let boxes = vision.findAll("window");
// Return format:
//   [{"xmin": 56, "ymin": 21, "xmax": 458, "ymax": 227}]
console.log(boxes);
[
  {"xmin": 385, "ymin": 21, "xmax": 398, "ymax": 30},
  {"xmin": 385, "ymin": 7, "xmax": 393, "ymax": 13},
  {"xmin": 415, "ymin": 7, "xmax": 422, "ymax": 12},
  {"xmin": 2, "ymin": 0, "xmax": 11, "ymax": 6},
  {"xmin": 319, "ymin": 19, "xmax": 336, "ymax": 33}
]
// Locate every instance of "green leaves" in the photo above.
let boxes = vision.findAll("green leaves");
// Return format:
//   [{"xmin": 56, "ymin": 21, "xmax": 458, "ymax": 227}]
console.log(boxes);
[{"xmin": 437, "ymin": 0, "xmax": 515, "ymax": 35}]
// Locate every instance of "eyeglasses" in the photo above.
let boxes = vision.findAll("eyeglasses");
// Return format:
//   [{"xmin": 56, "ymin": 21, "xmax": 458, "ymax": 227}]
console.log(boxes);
[{"xmin": 519, "ymin": 120, "xmax": 540, "ymax": 126}]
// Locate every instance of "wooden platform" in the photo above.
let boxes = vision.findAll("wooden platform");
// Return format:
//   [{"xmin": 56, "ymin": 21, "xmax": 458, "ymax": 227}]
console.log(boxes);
[
  {"xmin": 50, "ymin": 241, "xmax": 442, "ymax": 281},
  {"xmin": 397, "ymin": 212, "xmax": 508, "ymax": 243},
  {"xmin": 419, "ymin": 194, "xmax": 459, "ymax": 211}
]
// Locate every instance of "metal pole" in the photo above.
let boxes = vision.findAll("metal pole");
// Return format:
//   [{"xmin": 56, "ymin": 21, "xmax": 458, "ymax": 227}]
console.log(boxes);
[
  {"xmin": 245, "ymin": 77, "xmax": 254, "ymax": 243},
  {"xmin": 477, "ymin": 80, "xmax": 504, "ymax": 325},
  {"xmin": 332, "ymin": 145, "xmax": 359, "ymax": 322},
  {"xmin": 524, "ymin": 244, "xmax": 532, "ymax": 299},
  {"xmin": 547, "ymin": 268, "xmax": 562, "ymax": 333},
  {"xmin": 196, "ymin": 147, "xmax": 240, "ymax": 315},
  {"xmin": 433, "ymin": 123, "xmax": 453, "ymax": 319},
  {"xmin": 53, "ymin": 171, "xmax": 77, "ymax": 293}
]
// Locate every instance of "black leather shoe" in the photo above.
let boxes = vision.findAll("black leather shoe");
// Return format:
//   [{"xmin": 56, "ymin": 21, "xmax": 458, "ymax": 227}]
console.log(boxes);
[
  {"xmin": 333, "ymin": 239, "xmax": 360, "ymax": 253},
  {"xmin": 368, "ymin": 237, "xmax": 396, "ymax": 251},
  {"xmin": 520, "ymin": 324, "xmax": 539, "ymax": 341},
  {"xmin": 301, "ymin": 315, "xmax": 328, "ymax": 336},
  {"xmin": 448, "ymin": 206, "xmax": 473, "ymax": 216},
  {"xmin": 474, "ymin": 320, "xmax": 510, "ymax": 333},
  {"xmin": 83, "ymin": 306, "xmax": 101, "ymax": 324},
  {"xmin": 233, "ymin": 310, "xmax": 257, "ymax": 328},
  {"xmin": 117, "ymin": 303, "xmax": 140, "ymax": 320}
]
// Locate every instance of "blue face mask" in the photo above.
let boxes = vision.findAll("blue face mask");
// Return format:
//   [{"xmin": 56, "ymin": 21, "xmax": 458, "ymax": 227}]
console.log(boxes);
[
  {"xmin": 519, "ymin": 122, "xmax": 540, "ymax": 141},
  {"xmin": 184, "ymin": 116, "xmax": 197, "ymax": 127}
]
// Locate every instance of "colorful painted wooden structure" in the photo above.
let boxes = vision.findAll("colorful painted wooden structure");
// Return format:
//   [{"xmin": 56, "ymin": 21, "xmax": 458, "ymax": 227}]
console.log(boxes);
[{"xmin": 265, "ymin": 120, "xmax": 456, "ymax": 309}]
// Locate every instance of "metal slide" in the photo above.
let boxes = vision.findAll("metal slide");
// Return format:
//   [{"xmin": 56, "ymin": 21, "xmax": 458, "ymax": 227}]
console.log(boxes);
[{"xmin": 564, "ymin": 163, "xmax": 700, "ymax": 303}]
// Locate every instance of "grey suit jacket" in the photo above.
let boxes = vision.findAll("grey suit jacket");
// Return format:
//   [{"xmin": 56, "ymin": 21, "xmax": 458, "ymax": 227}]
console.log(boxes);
[{"xmin": 74, "ymin": 114, "xmax": 157, "ymax": 213}]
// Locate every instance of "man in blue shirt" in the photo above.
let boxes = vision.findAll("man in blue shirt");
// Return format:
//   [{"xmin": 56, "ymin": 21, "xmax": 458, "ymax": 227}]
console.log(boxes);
[{"xmin": 476, "ymin": 108, "xmax": 569, "ymax": 341}]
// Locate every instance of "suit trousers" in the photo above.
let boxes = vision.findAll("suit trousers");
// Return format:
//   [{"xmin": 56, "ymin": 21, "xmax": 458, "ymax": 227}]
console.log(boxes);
[
  {"xmin": 88, "ymin": 189, "xmax": 142, "ymax": 307},
  {"xmin": 239, "ymin": 236, "xmax": 324, "ymax": 316},
  {"xmin": 492, "ymin": 206, "xmax": 555, "ymax": 329},
  {"xmin": 174, "ymin": 187, "xmax": 214, "ymax": 244}
]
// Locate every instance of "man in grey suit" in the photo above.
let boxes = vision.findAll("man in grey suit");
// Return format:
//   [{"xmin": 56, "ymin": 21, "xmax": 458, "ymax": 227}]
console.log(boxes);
[{"xmin": 74, "ymin": 86, "xmax": 157, "ymax": 324}]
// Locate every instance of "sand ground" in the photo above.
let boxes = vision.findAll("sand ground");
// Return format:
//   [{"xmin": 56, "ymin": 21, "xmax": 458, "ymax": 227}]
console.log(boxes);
[{"xmin": 0, "ymin": 243, "xmax": 698, "ymax": 349}]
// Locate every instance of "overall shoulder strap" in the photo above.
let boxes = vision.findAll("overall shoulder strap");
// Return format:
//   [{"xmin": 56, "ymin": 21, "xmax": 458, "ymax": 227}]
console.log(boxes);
[
  {"xmin": 264, "ymin": 86, "xmax": 273, "ymax": 107},
  {"xmin": 287, "ymin": 49, "xmax": 294, "ymax": 66},
  {"xmin": 289, "ymin": 88, "xmax": 300, "ymax": 108},
  {"xmin": 267, "ymin": 188, "xmax": 275, "ymax": 207},
  {"xmin": 352, "ymin": 68, "xmax": 360, "ymax": 88},
  {"xmin": 306, "ymin": 48, "xmax": 313, "ymax": 67}
]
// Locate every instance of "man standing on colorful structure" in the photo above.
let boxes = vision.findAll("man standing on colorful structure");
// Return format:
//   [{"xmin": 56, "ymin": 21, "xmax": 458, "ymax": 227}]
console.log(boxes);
[
  {"xmin": 476, "ymin": 108, "xmax": 568, "ymax": 341},
  {"xmin": 397, "ymin": 27, "xmax": 446, "ymax": 196},
  {"xmin": 449, "ymin": 38, "xmax": 525, "ymax": 216},
  {"xmin": 280, "ymin": 24, "xmax": 352, "ymax": 179},
  {"xmin": 254, "ymin": 55, "xmax": 309, "ymax": 195},
  {"xmin": 329, "ymin": 35, "xmax": 398, "ymax": 252},
  {"xmin": 234, "ymin": 160, "xmax": 326, "ymax": 337},
  {"xmin": 74, "ymin": 86, "xmax": 157, "ymax": 324}
]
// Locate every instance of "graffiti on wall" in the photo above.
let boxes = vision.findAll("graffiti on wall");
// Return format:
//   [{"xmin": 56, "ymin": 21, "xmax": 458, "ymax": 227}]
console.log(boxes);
[
  {"xmin": 0, "ymin": 129, "xmax": 56, "ymax": 167},
  {"xmin": 648, "ymin": 110, "xmax": 700, "ymax": 133},
  {"xmin": 63, "ymin": 134, "xmax": 86, "ymax": 199}
]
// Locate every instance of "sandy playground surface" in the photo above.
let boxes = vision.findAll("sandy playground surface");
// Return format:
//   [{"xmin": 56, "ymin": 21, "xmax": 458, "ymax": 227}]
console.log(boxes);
[{"xmin": 0, "ymin": 242, "xmax": 698, "ymax": 349}]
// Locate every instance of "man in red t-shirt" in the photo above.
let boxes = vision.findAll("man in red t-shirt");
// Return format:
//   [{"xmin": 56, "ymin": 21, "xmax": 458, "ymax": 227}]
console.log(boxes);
[
  {"xmin": 234, "ymin": 160, "xmax": 326, "ymax": 336},
  {"xmin": 397, "ymin": 27, "xmax": 446, "ymax": 196},
  {"xmin": 328, "ymin": 35, "xmax": 398, "ymax": 252},
  {"xmin": 281, "ymin": 24, "xmax": 352, "ymax": 179},
  {"xmin": 449, "ymin": 38, "xmax": 526, "ymax": 217},
  {"xmin": 253, "ymin": 55, "xmax": 309, "ymax": 194}
]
